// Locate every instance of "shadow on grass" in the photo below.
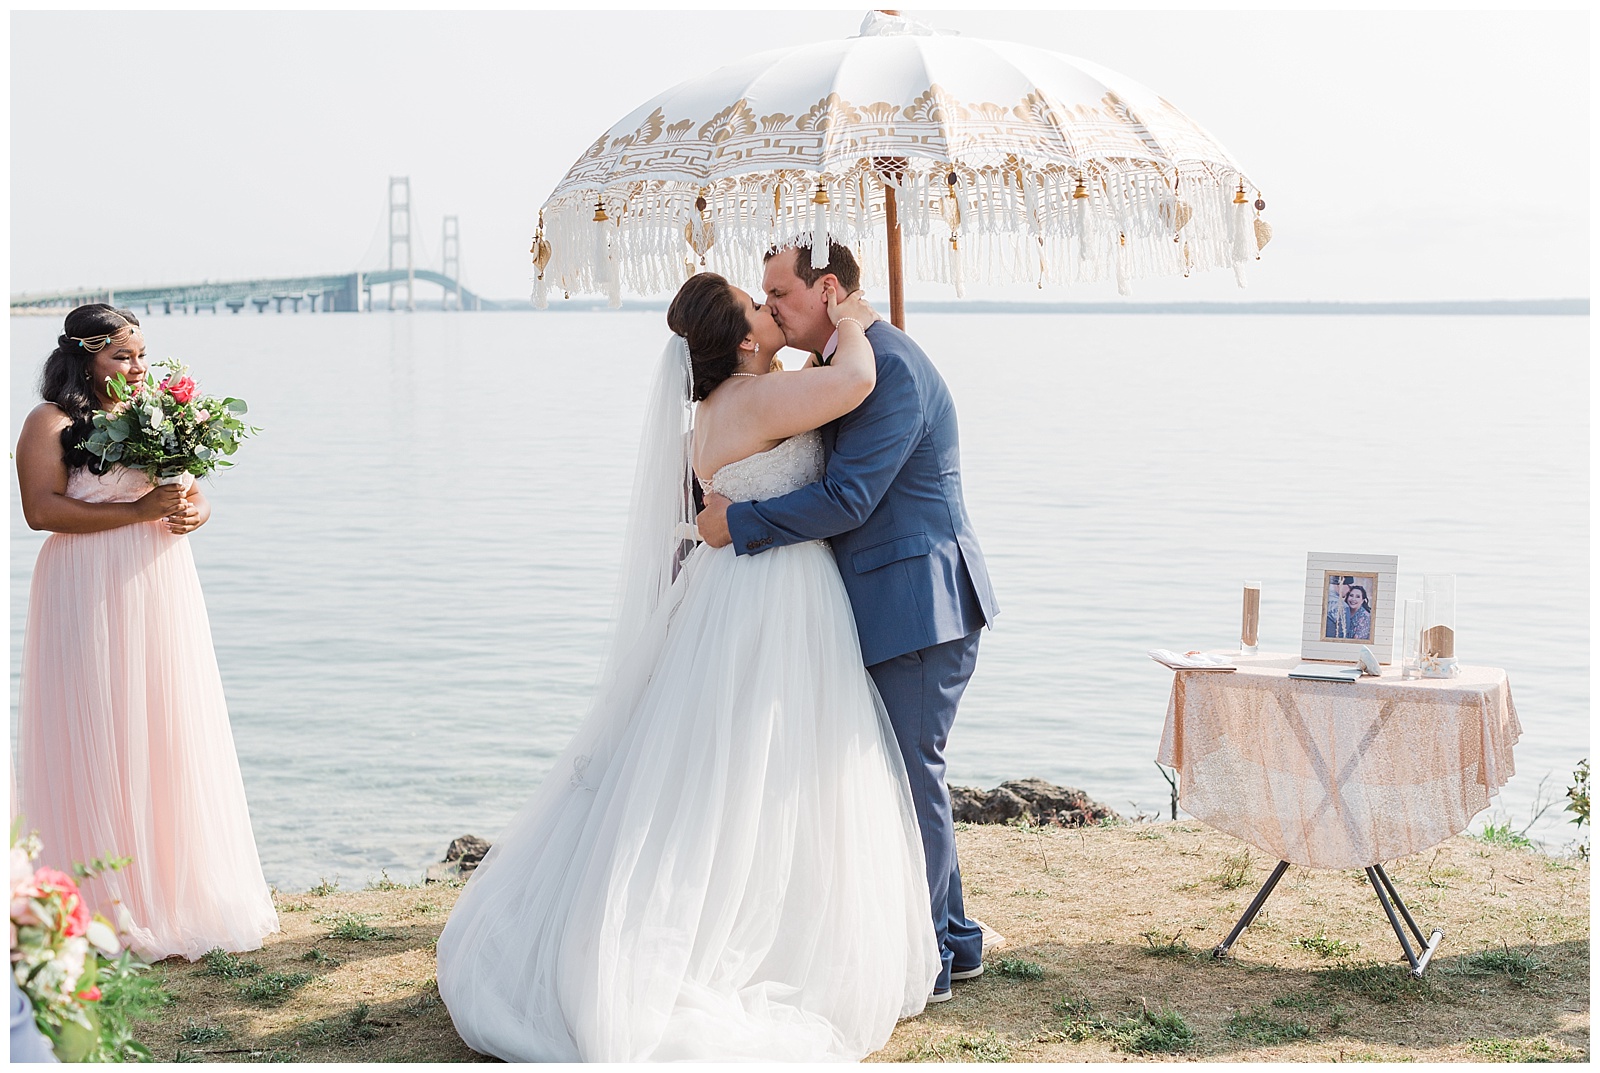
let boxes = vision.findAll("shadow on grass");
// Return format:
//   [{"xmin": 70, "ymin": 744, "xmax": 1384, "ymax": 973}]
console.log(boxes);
[{"xmin": 928, "ymin": 936, "xmax": 1589, "ymax": 1060}]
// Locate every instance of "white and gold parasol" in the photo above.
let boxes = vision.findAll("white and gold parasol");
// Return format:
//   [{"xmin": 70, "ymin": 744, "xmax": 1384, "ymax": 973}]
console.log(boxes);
[{"xmin": 532, "ymin": 11, "xmax": 1271, "ymax": 324}]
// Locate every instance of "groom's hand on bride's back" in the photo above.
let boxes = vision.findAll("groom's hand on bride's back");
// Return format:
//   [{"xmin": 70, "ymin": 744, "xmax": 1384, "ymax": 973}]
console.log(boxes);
[{"xmin": 698, "ymin": 492, "xmax": 733, "ymax": 548}]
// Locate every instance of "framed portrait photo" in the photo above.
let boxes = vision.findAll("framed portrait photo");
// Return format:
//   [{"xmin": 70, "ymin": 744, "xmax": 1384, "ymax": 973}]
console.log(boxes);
[{"xmin": 1301, "ymin": 553, "xmax": 1398, "ymax": 663}]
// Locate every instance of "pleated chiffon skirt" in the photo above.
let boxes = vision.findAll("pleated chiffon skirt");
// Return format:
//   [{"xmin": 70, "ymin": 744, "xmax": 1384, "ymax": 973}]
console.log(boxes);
[{"xmin": 17, "ymin": 506, "xmax": 277, "ymax": 962}]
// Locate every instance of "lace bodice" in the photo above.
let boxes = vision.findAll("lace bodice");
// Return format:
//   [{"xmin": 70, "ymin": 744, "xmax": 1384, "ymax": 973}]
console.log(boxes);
[{"xmin": 705, "ymin": 431, "xmax": 824, "ymax": 503}]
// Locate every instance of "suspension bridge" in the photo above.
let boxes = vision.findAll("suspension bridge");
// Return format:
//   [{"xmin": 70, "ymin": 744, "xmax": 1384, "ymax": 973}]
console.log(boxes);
[{"xmin": 10, "ymin": 178, "xmax": 494, "ymax": 315}]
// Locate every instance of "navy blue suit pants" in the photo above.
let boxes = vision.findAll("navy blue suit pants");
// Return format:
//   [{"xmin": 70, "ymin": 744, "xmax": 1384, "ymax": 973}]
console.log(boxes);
[{"xmin": 867, "ymin": 628, "xmax": 984, "ymax": 992}]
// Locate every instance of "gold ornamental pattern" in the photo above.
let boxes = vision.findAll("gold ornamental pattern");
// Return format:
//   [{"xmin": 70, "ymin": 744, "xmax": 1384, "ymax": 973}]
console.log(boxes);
[{"xmin": 549, "ymin": 83, "xmax": 1243, "ymax": 199}]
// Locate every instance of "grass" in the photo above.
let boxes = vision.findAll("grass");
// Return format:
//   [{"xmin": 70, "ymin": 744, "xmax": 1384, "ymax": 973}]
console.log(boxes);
[
  {"xmin": 307, "ymin": 877, "xmax": 341, "ymax": 896},
  {"xmin": 297, "ymin": 1002, "xmax": 387, "ymax": 1047},
  {"xmin": 237, "ymin": 971, "xmax": 315, "ymax": 1004},
  {"xmin": 990, "ymin": 957, "xmax": 1045, "ymax": 980},
  {"xmin": 1475, "ymin": 822, "xmax": 1536, "ymax": 850},
  {"xmin": 1210, "ymin": 848, "xmax": 1254, "ymax": 890},
  {"xmin": 317, "ymin": 911, "xmax": 397, "ymax": 941},
  {"xmin": 1465, "ymin": 1036, "xmax": 1587, "ymax": 1062},
  {"xmin": 132, "ymin": 823, "xmax": 1588, "ymax": 1064},
  {"xmin": 366, "ymin": 870, "xmax": 416, "ymax": 892},
  {"xmin": 1451, "ymin": 943, "xmax": 1544, "ymax": 977},
  {"xmin": 1139, "ymin": 929, "xmax": 1196, "ymax": 958},
  {"xmin": 1313, "ymin": 961, "xmax": 1436, "ymax": 1004},
  {"xmin": 199, "ymin": 948, "xmax": 263, "ymax": 979},
  {"xmin": 1291, "ymin": 930, "xmax": 1359, "ymax": 960},
  {"xmin": 1062, "ymin": 998, "xmax": 1196, "ymax": 1055},
  {"xmin": 1225, "ymin": 1007, "xmax": 1314, "ymax": 1044},
  {"xmin": 904, "ymin": 1030, "xmax": 1014, "ymax": 1062},
  {"xmin": 176, "ymin": 1021, "xmax": 231, "ymax": 1045}
]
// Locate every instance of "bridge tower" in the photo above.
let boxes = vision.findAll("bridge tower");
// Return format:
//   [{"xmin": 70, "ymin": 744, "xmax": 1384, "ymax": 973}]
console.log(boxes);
[
  {"xmin": 388, "ymin": 176, "xmax": 414, "ymax": 311},
  {"xmin": 441, "ymin": 215, "xmax": 461, "ymax": 311}
]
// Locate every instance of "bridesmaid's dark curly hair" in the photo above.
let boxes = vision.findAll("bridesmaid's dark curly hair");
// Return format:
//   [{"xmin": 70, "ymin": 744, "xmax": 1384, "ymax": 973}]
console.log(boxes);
[
  {"xmin": 666, "ymin": 273, "xmax": 749, "ymax": 401},
  {"xmin": 39, "ymin": 303, "xmax": 141, "ymax": 468}
]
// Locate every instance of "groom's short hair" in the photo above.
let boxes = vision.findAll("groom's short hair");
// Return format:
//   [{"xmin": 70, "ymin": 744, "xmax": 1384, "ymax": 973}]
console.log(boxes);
[{"xmin": 764, "ymin": 241, "xmax": 861, "ymax": 295}]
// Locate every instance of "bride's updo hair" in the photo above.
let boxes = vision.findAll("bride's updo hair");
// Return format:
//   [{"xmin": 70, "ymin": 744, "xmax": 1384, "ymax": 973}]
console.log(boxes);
[
  {"xmin": 40, "ymin": 303, "xmax": 141, "ymax": 468},
  {"xmin": 667, "ymin": 272, "xmax": 749, "ymax": 401}
]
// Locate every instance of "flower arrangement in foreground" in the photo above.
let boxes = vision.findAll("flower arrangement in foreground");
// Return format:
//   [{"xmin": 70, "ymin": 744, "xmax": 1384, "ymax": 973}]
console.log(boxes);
[
  {"xmin": 79, "ymin": 358, "xmax": 259, "ymax": 482},
  {"xmin": 10, "ymin": 820, "xmax": 169, "ymax": 1061}
]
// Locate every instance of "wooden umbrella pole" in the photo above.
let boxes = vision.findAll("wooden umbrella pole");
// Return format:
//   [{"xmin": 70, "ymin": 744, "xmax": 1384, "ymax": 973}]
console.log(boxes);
[
  {"xmin": 883, "ymin": 183, "xmax": 905, "ymax": 330},
  {"xmin": 875, "ymin": 156, "xmax": 908, "ymax": 330}
]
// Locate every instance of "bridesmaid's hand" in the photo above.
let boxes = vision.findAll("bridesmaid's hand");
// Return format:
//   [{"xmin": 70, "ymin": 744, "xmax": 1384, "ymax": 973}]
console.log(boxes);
[
  {"xmin": 135, "ymin": 483, "xmax": 187, "ymax": 523},
  {"xmin": 166, "ymin": 493, "xmax": 203, "ymax": 535}
]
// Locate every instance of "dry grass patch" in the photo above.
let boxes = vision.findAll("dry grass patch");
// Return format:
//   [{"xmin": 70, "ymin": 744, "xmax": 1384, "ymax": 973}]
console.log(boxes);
[{"xmin": 136, "ymin": 824, "xmax": 1586, "ymax": 1062}]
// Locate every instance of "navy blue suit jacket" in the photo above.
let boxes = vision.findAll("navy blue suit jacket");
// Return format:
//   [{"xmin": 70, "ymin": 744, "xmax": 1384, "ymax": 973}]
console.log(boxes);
[{"xmin": 726, "ymin": 322, "xmax": 998, "ymax": 667}]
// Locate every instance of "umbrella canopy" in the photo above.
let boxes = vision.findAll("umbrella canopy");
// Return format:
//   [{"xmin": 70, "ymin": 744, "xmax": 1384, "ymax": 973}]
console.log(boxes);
[{"xmin": 532, "ymin": 11, "xmax": 1270, "ymax": 316}]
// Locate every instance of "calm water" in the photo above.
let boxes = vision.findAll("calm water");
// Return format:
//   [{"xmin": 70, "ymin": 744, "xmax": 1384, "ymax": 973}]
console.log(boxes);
[{"xmin": 9, "ymin": 311, "xmax": 1589, "ymax": 890}]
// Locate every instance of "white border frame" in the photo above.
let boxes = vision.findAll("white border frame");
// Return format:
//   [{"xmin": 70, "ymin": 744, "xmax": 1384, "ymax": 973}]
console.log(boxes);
[{"xmin": 1302, "ymin": 552, "xmax": 1398, "ymax": 663}]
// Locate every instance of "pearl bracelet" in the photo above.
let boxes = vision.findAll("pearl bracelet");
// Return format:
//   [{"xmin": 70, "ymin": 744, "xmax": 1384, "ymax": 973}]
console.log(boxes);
[{"xmin": 836, "ymin": 317, "xmax": 866, "ymax": 333}]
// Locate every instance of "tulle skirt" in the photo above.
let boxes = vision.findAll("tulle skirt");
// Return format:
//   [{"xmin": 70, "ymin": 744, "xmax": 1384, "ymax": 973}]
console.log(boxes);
[
  {"xmin": 16, "ymin": 520, "xmax": 278, "ymax": 962},
  {"xmin": 436, "ymin": 540, "xmax": 941, "ymax": 1061}
]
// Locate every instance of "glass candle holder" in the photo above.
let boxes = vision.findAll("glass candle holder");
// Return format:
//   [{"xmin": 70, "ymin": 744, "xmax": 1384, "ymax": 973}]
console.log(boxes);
[
  {"xmin": 1422, "ymin": 574, "xmax": 1456, "ymax": 659},
  {"xmin": 1240, "ymin": 580, "xmax": 1261, "ymax": 655},
  {"xmin": 1400, "ymin": 598, "xmax": 1424, "ymax": 679}
]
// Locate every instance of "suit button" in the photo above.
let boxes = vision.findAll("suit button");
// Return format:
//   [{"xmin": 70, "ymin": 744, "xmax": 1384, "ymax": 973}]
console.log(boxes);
[{"xmin": 745, "ymin": 541, "xmax": 759, "ymax": 551}]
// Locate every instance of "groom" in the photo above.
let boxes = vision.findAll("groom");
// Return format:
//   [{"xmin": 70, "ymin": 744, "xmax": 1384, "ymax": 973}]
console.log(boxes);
[{"xmin": 697, "ymin": 241, "xmax": 999, "ymax": 1001}]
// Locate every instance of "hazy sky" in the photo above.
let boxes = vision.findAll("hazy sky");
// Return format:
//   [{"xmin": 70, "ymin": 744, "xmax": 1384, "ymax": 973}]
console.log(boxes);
[{"xmin": 9, "ymin": 8, "xmax": 1590, "ymax": 303}]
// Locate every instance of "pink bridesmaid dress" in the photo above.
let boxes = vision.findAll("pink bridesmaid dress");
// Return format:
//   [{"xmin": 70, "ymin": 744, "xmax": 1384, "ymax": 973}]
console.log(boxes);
[{"xmin": 17, "ymin": 466, "xmax": 278, "ymax": 961}]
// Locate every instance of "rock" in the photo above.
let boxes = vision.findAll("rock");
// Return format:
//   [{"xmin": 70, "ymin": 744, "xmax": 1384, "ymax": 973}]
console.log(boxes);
[
  {"xmin": 950, "ymin": 779, "xmax": 1119, "ymax": 828},
  {"xmin": 424, "ymin": 834, "xmax": 492, "ymax": 885}
]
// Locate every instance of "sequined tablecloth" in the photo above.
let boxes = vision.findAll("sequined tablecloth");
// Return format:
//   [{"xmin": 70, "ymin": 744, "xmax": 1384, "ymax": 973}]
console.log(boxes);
[{"xmin": 1156, "ymin": 654, "xmax": 1521, "ymax": 869}]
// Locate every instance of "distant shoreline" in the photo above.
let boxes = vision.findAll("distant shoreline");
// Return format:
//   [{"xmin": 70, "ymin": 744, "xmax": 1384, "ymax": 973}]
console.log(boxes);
[{"xmin": 10, "ymin": 298, "xmax": 1588, "ymax": 317}]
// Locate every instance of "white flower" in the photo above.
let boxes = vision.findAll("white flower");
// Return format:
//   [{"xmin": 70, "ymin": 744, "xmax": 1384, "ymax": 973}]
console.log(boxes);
[
  {"xmin": 114, "ymin": 901, "xmax": 138, "ymax": 937},
  {"xmin": 86, "ymin": 919, "xmax": 120, "ymax": 958},
  {"xmin": 56, "ymin": 936, "xmax": 87, "ymax": 993},
  {"xmin": 10, "ymin": 846, "xmax": 34, "ymax": 893}
]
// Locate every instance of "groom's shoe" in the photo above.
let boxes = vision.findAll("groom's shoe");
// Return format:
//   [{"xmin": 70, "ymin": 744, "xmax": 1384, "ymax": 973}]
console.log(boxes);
[
  {"xmin": 949, "ymin": 963, "xmax": 984, "ymax": 981},
  {"xmin": 927, "ymin": 988, "xmax": 953, "ymax": 1004}
]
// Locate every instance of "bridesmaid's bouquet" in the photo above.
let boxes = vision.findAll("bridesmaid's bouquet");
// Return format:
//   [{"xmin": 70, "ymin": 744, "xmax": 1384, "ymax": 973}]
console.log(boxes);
[
  {"xmin": 80, "ymin": 358, "xmax": 259, "ymax": 482},
  {"xmin": 10, "ymin": 823, "xmax": 164, "ymax": 1061}
]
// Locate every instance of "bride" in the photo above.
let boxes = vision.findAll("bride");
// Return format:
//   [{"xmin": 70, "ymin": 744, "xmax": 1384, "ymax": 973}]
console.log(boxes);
[{"xmin": 435, "ymin": 273, "xmax": 940, "ymax": 1061}]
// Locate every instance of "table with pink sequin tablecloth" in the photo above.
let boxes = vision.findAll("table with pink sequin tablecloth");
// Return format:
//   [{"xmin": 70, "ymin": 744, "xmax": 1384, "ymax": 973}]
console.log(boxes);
[{"xmin": 1156, "ymin": 654, "xmax": 1522, "ymax": 869}]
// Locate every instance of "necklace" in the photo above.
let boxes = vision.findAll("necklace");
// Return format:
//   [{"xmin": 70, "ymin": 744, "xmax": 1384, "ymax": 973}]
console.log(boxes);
[{"xmin": 728, "ymin": 372, "xmax": 758, "ymax": 378}]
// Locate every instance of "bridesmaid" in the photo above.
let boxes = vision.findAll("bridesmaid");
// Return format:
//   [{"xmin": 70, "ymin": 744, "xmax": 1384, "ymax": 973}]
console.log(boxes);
[{"xmin": 14, "ymin": 304, "xmax": 277, "ymax": 961}]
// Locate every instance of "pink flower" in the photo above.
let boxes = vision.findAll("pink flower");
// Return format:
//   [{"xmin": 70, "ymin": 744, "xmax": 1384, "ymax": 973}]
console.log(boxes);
[
  {"xmin": 161, "ymin": 375, "xmax": 198, "ymax": 404},
  {"xmin": 31, "ymin": 868, "xmax": 89, "ymax": 938},
  {"xmin": 75, "ymin": 985, "xmax": 102, "ymax": 1002}
]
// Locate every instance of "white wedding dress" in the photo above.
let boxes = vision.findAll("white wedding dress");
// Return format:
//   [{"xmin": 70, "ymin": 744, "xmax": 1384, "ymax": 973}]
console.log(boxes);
[{"xmin": 436, "ymin": 430, "xmax": 941, "ymax": 1062}]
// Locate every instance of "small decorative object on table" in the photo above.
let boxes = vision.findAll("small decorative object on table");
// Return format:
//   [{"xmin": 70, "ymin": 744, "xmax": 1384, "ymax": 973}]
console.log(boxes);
[
  {"xmin": 1400, "ymin": 597, "xmax": 1425, "ymax": 679},
  {"xmin": 1420, "ymin": 574, "xmax": 1460, "ymax": 678},
  {"xmin": 1301, "ymin": 552, "xmax": 1397, "ymax": 663},
  {"xmin": 78, "ymin": 359, "xmax": 259, "ymax": 484},
  {"xmin": 1240, "ymin": 580, "xmax": 1261, "ymax": 655}
]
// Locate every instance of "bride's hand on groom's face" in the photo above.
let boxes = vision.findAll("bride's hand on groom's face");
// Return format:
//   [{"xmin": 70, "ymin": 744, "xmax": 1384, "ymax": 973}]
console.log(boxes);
[{"xmin": 697, "ymin": 492, "xmax": 733, "ymax": 548}]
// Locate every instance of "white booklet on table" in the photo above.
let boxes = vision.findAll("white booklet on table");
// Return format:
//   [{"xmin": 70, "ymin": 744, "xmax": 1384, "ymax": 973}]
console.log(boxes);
[
  {"xmin": 1288, "ymin": 662, "xmax": 1363, "ymax": 683},
  {"xmin": 1148, "ymin": 649, "xmax": 1238, "ymax": 671}
]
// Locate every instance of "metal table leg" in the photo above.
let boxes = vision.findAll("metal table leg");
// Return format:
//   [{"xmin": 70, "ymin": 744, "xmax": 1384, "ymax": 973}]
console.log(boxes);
[
  {"xmin": 1212, "ymin": 860, "xmax": 1291, "ymax": 958},
  {"xmin": 1367, "ymin": 864, "xmax": 1445, "ymax": 977}
]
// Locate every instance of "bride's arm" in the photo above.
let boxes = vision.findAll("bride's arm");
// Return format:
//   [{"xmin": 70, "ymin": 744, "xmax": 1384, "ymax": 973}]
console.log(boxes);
[
  {"xmin": 15, "ymin": 404, "xmax": 185, "ymax": 533},
  {"xmin": 729, "ymin": 287, "xmax": 879, "ymax": 442}
]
